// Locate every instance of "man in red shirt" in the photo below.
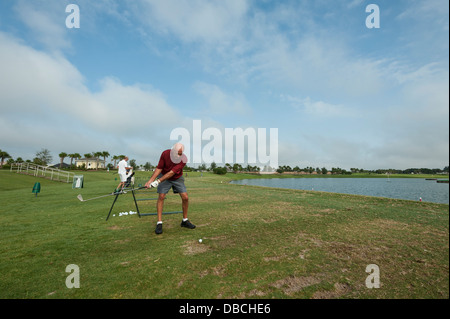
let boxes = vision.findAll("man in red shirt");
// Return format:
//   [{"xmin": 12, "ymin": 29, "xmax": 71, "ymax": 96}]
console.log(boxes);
[{"xmin": 145, "ymin": 143, "xmax": 195, "ymax": 235}]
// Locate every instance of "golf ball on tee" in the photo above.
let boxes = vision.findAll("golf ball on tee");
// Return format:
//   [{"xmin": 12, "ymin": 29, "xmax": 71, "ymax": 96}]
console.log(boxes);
[{"xmin": 199, "ymin": 239, "xmax": 203, "ymax": 243}]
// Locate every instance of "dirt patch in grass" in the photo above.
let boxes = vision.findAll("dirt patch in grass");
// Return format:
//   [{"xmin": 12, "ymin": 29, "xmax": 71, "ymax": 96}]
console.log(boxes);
[
  {"xmin": 271, "ymin": 275, "xmax": 322, "ymax": 296},
  {"xmin": 366, "ymin": 218, "xmax": 411, "ymax": 231},
  {"xmin": 246, "ymin": 289, "xmax": 266, "ymax": 297},
  {"xmin": 108, "ymin": 225, "xmax": 123, "ymax": 230},
  {"xmin": 312, "ymin": 282, "xmax": 352, "ymax": 299},
  {"xmin": 263, "ymin": 255, "xmax": 286, "ymax": 262},
  {"xmin": 182, "ymin": 240, "xmax": 210, "ymax": 255},
  {"xmin": 198, "ymin": 264, "xmax": 228, "ymax": 279}
]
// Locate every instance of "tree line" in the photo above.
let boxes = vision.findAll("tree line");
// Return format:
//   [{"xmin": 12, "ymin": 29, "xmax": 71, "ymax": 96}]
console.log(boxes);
[
  {"xmin": 273, "ymin": 166, "xmax": 449, "ymax": 175},
  {"xmin": 1, "ymin": 148, "xmax": 115, "ymax": 170},
  {"xmin": 0, "ymin": 148, "xmax": 156, "ymax": 172},
  {"xmin": 187, "ymin": 162, "xmax": 450, "ymax": 176},
  {"xmin": 1, "ymin": 148, "xmax": 448, "ymax": 175}
]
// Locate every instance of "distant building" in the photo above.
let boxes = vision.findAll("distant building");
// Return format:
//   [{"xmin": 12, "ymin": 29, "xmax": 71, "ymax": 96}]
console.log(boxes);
[{"xmin": 75, "ymin": 157, "xmax": 106, "ymax": 169}]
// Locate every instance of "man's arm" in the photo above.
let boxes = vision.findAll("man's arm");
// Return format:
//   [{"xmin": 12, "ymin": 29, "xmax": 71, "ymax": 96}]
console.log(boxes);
[
  {"xmin": 145, "ymin": 168, "xmax": 162, "ymax": 188},
  {"xmin": 158, "ymin": 170, "xmax": 175, "ymax": 183},
  {"xmin": 145, "ymin": 169, "xmax": 177, "ymax": 188}
]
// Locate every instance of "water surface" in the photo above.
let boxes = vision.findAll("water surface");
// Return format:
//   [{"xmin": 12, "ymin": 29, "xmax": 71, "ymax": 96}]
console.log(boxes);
[{"xmin": 231, "ymin": 178, "xmax": 449, "ymax": 204}]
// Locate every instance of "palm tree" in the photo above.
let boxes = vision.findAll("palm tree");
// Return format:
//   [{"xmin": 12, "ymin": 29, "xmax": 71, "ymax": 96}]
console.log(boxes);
[
  {"xmin": 68, "ymin": 153, "xmax": 81, "ymax": 168},
  {"xmin": 232, "ymin": 163, "xmax": 243, "ymax": 173},
  {"xmin": 0, "ymin": 149, "xmax": 11, "ymax": 168},
  {"xmin": 101, "ymin": 151, "xmax": 110, "ymax": 169},
  {"xmin": 94, "ymin": 152, "xmax": 103, "ymax": 170},
  {"xmin": 59, "ymin": 152, "xmax": 67, "ymax": 169},
  {"xmin": 112, "ymin": 155, "xmax": 119, "ymax": 169}
]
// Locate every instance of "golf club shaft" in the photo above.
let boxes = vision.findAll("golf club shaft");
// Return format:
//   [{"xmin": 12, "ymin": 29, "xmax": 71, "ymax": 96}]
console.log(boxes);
[
  {"xmin": 78, "ymin": 186, "xmax": 150, "ymax": 202},
  {"xmin": 78, "ymin": 193, "xmax": 117, "ymax": 201}
]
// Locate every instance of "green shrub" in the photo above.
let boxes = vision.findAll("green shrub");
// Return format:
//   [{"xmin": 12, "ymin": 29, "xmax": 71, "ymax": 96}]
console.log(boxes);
[{"xmin": 213, "ymin": 167, "xmax": 227, "ymax": 175}]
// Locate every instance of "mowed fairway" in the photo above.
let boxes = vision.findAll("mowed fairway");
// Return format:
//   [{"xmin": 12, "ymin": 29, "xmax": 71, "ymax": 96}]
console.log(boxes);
[{"xmin": 0, "ymin": 170, "xmax": 448, "ymax": 299}]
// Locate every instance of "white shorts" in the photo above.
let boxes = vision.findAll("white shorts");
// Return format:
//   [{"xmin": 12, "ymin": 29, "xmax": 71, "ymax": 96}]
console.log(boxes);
[{"xmin": 119, "ymin": 173, "xmax": 128, "ymax": 182}]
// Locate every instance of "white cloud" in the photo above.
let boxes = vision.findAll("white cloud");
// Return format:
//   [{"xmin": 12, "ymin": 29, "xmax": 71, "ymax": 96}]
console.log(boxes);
[
  {"xmin": 193, "ymin": 81, "xmax": 252, "ymax": 116},
  {"xmin": 91, "ymin": 78, "xmax": 180, "ymax": 133},
  {"xmin": 280, "ymin": 94, "xmax": 356, "ymax": 118},
  {"xmin": 251, "ymin": 34, "xmax": 388, "ymax": 101},
  {"xmin": 116, "ymin": 1, "xmax": 389, "ymax": 100},
  {"xmin": 397, "ymin": 0, "xmax": 449, "ymax": 27},
  {"xmin": 132, "ymin": 0, "xmax": 248, "ymax": 43},
  {"xmin": 13, "ymin": 0, "xmax": 70, "ymax": 51},
  {"xmin": 0, "ymin": 32, "xmax": 84, "ymax": 112},
  {"xmin": 347, "ymin": 0, "xmax": 364, "ymax": 9},
  {"xmin": 0, "ymin": 32, "xmax": 183, "ymax": 163}
]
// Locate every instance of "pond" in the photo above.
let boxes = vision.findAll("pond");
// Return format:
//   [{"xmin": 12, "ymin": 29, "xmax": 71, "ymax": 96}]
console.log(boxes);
[{"xmin": 230, "ymin": 178, "xmax": 449, "ymax": 204}]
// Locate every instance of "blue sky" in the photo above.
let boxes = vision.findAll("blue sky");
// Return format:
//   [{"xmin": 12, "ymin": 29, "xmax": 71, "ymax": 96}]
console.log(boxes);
[{"xmin": 0, "ymin": 0, "xmax": 448, "ymax": 170}]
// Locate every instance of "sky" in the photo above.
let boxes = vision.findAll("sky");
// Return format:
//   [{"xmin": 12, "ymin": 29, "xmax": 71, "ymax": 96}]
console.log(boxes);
[{"xmin": 0, "ymin": 0, "xmax": 448, "ymax": 170}]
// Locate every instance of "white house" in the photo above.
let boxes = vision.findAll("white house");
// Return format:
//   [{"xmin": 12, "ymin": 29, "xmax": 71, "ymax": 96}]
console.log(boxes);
[{"xmin": 75, "ymin": 157, "xmax": 106, "ymax": 169}]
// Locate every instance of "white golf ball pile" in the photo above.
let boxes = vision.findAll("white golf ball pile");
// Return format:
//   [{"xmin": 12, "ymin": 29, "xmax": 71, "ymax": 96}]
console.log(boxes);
[{"xmin": 112, "ymin": 211, "xmax": 138, "ymax": 217}]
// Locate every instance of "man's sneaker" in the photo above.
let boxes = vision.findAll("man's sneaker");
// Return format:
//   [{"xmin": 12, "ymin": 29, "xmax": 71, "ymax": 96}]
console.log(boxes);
[
  {"xmin": 155, "ymin": 223, "xmax": 163, "ymax": 235},
  {"xmin": 181, "ymin": 219, "xmax": 196, "ymax": 229}
]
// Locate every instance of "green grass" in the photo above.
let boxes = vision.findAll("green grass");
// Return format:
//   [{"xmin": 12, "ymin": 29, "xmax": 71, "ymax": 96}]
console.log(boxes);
[{"xmin": 0, "ymin": 170, "xmax": 448, "ymax": 299}]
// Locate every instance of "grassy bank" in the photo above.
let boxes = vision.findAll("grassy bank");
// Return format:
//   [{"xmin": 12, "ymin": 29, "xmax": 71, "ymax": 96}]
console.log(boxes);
[{"xmin": 0, "ymin": 170, "xmax": 448, "ymax": 299}]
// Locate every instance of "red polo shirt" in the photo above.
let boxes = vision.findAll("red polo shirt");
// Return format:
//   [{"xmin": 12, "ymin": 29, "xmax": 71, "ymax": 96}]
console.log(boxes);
[{"xmin": 157, "ymin": 149, "xmax": 187, "ymax": 180}]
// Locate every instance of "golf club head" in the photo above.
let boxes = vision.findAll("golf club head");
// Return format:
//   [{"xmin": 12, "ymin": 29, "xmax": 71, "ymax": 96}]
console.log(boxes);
[{"xmin": 77, "ymin": 194, "xmax": 84, "ymax": 202}]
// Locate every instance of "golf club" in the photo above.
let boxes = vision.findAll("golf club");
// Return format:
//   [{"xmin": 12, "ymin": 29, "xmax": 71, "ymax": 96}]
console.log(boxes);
[
  {"xmin": 77, "ymin": 192, "xmax": 118, "ymax": 202},
  {"xmin": 77, "ymin": 186, "xmax": 149, "ymax": 202}
]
